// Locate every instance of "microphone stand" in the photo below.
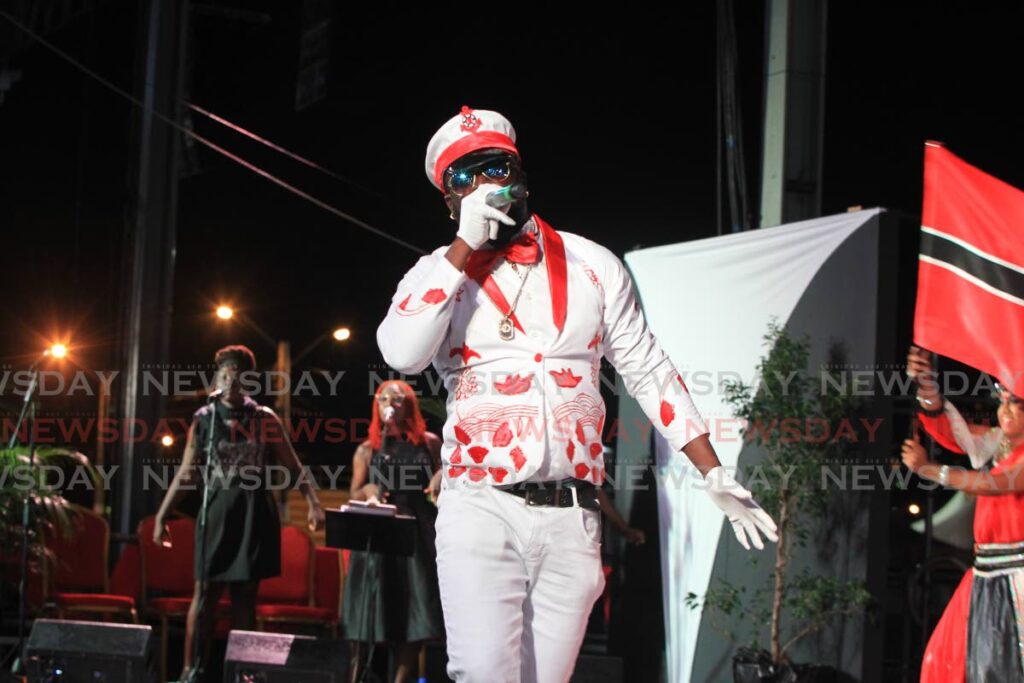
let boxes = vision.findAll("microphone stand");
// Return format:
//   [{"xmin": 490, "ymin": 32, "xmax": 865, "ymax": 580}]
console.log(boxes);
[
  {"xmin": 183, "ymin": 395, "xmax": 219, "ymax": 683},
  {"xmin": 357, "ymin": 414, "xmax": 391, "ymax": 683},
  {"xmin": 8, "ymin": 358, "xmax": 43, "ymax": 674}
]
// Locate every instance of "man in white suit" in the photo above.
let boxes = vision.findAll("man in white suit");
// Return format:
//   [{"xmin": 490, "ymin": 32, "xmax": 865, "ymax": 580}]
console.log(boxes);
[{"xmin": 377, "ymin": 106, "xmax": 777, "ymax": 683}]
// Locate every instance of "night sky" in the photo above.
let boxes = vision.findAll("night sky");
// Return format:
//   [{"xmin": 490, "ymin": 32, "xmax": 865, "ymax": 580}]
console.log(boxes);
[{"xmin": 1, "ymin": 2, "xmax": 1023, "ymax": 457}]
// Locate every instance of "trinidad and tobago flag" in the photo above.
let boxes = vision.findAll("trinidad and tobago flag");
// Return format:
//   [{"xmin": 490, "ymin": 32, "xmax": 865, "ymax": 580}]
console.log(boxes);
[{"xmin": 914, "ymin": 142, "xmax": 1024, "ymax": 396}]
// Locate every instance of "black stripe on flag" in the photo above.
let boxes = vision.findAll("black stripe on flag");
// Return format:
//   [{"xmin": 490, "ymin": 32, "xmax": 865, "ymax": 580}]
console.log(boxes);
[{"xmin": 920, "ymin": 231, "xmax": 1024, "ymax": 301}]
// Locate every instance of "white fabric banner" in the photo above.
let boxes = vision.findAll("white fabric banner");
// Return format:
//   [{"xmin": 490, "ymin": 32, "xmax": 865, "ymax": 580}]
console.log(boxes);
[{"xmin": 623, "ymin": 208, "xmax": 883, "ymax": 683}]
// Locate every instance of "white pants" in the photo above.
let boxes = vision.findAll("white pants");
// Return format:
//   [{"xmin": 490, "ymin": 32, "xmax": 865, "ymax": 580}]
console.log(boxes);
[{"xmin": 435, "ymin": 485, "xmax": 606, "ymax": 683}]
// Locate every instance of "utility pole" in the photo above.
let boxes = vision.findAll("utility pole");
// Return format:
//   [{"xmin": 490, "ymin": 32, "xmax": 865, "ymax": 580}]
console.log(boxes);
[
  {"xmin": 113, "ymin": 0, "xmax": 189, "ymax": 539},
  {"xmin": 759, "ymin": 0, "xmax": 828, "ymax": 228}
]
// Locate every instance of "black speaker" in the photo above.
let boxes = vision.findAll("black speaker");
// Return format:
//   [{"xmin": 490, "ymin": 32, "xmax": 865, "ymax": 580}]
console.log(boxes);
[
  {"xmin": 24, "ymin": 618, "xmax": 154, "ymax": 683},
  {"xmin": 223, "ymin": 630, "xmax": 346, "ymax": 682}
]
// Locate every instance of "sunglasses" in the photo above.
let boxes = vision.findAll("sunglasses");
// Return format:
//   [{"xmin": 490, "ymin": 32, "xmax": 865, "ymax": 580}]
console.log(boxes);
[
  {"xmin": 992, "ymin": 382, "xmax": 1024, "ymax": 406},
  {"xmin": 376, "ymin": 393, "xmax": 405, "ymax": 405},
  {"xmin": 444, "ymin": 156, "xmax": 516, "ymax": 196}
]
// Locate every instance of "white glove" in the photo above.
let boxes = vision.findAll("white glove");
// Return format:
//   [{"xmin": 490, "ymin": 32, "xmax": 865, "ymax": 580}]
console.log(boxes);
[
  {"xmin": 703, "ymin": 466, "xmax": 778, "ymax": 550},
  {"xmin": 456, "ymin": 183, "xmax": 516, "ymax": 249}
]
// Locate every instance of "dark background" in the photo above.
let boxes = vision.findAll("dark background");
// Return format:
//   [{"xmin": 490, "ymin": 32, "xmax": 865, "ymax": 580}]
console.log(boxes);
[
  {"xmin": 1, "ymin": 1, "xmax": 1021, "ymax": 467},
  {"xmin": 1, "ymin": 3, "xmax": 1020, "ymax": 679}
]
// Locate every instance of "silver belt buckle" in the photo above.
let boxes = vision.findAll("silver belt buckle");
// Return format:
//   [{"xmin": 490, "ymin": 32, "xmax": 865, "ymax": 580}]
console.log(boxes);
[{"xmin": 570, "ymin": 487, "xmax": 579, "ymax": 508}]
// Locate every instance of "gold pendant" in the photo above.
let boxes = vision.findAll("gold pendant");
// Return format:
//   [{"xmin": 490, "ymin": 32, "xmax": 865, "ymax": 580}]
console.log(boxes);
[{"xmin": 498, "ymin": 318, "xmax": 515, "ymax": 341}]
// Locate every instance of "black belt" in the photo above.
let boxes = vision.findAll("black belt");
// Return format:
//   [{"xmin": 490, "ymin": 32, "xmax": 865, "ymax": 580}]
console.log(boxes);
[{"xmin": 495, "ymin": 480, "xmax": 601, "ymax": 510}]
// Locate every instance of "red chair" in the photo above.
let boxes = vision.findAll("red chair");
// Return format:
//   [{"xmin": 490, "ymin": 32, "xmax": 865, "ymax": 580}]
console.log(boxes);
[
  {"xmin": 109, "ymin": 543, "xmax": 142, "ymax": 607},
  {"xmin": 257, "ymin": 525, "xmax": 316, "ymax": 607},
  {"xmin": 256, "ymin": 528, "xmax": 343, "ymax": 638},
  {"xmin": 43, "ymin": 504, "xmax": 137, "ymax": 623}
]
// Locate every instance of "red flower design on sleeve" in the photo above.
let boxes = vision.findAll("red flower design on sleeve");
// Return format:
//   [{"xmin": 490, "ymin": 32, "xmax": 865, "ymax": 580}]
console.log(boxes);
[{"xmin": 421, "ymin": 288, "xmax": 447, "ymax": 304}]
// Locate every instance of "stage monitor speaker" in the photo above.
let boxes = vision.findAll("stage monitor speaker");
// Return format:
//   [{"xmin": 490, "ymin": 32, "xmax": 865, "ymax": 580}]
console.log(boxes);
[
  {"xmin": 223, "ymin": 630, "xmax": 346, "ymax": 682},
  {"xmin": 24, "ymin": 618, "xmax": 154, "ymax": 683}
]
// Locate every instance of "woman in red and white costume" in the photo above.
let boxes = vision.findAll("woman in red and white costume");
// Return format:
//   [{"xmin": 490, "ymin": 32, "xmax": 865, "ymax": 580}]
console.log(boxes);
[
  {"xmin": 905, "ymin": 346, "xmax": 1024, "ymax": 683},
  {"xmin": 377, "ymin": 106, "xmax": 778, "ymax": 683}
]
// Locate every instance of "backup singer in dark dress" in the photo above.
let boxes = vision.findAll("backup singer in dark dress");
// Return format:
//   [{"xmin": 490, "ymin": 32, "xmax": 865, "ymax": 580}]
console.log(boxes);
[
  {"xmin": 153, "ymin": 345, "xmax": 325, "ymax": 680},
  {"xmin": 343, "ymin": 380, "xmax": 444, "ymax": 683}
]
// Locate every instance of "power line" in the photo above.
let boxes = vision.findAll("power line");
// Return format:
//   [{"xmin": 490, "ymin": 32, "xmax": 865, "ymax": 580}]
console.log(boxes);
[
  {"xmin": 0, "ymin": 9, "xmax": 427, "ymax": 255},
  {"xmin": 185, "ymin": 101, "xmax": 388, "ymax": 202}
]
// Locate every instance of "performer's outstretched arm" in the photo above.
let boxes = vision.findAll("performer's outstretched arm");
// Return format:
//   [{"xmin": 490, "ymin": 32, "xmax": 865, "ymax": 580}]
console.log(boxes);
[
  {"xmin": 598, "ymin": 247, "xmax": 777, "ymax": 549},
  {"xmin": 598, "ymin": 247, "xmax": 709, "ymax": 454}
]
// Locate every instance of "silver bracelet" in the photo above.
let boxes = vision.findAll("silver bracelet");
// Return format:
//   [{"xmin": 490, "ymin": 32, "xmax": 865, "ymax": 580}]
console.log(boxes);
[{"xmin": 938, "ymin": 464, "xmax": 950, "ymax": 486}]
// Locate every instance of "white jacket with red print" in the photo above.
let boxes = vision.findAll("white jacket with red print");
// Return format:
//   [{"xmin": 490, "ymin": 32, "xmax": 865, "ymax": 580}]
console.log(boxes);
[{"xmin": 377, "ymin": 215, "xmax": 708, "ymax": 489}]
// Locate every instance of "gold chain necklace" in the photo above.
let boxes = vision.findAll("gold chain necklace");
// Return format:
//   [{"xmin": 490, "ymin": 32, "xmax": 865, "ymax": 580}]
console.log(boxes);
[{"xmin": 498, "ymin": 262, "xmax": 533, "ymax": 341}]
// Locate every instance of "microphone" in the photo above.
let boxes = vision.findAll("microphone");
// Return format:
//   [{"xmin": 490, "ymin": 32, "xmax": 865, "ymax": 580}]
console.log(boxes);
[
  {"xmin": 485, "ymin": 183, "xmax": 528, "ymax": 208},
  {"xmin": 381, "ymin": 405, "xmax": 396, "ymax": 423},
  {"xmin": 207, "ymin": 389, "xmax": 224, "ymax": 403}
]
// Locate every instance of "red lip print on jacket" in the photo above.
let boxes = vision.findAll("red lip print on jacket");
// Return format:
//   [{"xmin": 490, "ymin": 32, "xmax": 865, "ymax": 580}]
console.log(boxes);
[
  {"xmin": 468, "ymin": 446, "xmax": 489, "ymax": 464},
  {"xmin": 509, "ymin": 446, "xmax": 527, "ymax": 472},
  {"xmin": 492, "ymin": 422, "xmax": 514, "ymax": 448},
  {"xmin": 494, "ymin": 373, "xmax": 533, "ymax": 395},
  {"xmin": 549, "ymin": 368, "xmax": 582, "ymax": 388}
]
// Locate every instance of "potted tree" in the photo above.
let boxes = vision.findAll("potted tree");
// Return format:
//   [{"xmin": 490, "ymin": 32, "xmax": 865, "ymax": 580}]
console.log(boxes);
[{"xmin": 686, "ymin": 321, "xmax": 872, "ymax": 682}]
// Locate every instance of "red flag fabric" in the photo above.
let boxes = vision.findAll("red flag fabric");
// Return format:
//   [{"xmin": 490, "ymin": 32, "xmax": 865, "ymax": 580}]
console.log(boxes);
[{"xmin": 914, "ymin": 142, "xmax": 1024, "ymax": 396}]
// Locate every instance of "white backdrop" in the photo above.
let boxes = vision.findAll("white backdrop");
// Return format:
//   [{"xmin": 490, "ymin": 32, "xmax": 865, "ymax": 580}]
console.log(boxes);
[{"xmin": 623, "ymin": 208, "xmax": 883, "ymax": 683}]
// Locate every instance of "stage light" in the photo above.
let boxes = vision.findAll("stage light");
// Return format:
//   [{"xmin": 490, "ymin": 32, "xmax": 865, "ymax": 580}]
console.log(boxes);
[
  {"xmin": 161, "ymin": 435, "xmax": 174, "ymax": 448},
  {"xmin": 333, "ymin": 327, "xmax": 351, "ymax": 342},
  {"xmin": 908, "ymin": 503, "xmax": 921, "ymax": 515},
  {"xmin": 216, "ymin": 305, "xmax": 234, "ymax": 320},
  {"xmin": 49, "ymin": 343, "xmax": 68, "ymax": 359}
]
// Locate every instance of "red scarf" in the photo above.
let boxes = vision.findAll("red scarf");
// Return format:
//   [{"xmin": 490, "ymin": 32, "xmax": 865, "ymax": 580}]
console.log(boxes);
[{"xmin": 464, "ymin": 215, "xmax": 567, "ymax": 335}]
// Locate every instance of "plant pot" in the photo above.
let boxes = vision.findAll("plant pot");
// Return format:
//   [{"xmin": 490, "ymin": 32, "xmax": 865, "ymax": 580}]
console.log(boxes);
[
  {"xmin": 733, "ymin": 648, "xmax": 775, "ymax": 683},
  {"xmin": 733, "ymin": 649, "xmax": 838, "ymax": 683}
]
